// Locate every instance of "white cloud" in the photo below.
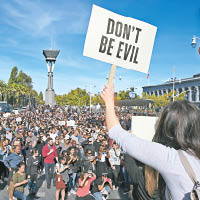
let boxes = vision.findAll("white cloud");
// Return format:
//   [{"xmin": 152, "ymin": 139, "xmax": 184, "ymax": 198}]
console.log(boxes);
[{"xmin": 0, "ymin": 0, "xmax": 90, "ymax": 37}]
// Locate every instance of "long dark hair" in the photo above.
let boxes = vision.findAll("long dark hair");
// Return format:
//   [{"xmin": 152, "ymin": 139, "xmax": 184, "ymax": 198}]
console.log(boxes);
[
  {"xmin": 145, "ymin": 100, "xmax": 200, "ymax": 198},
  {"xmin": 154, "ymin": 100, "xmax": 200, "ymax": 158}
]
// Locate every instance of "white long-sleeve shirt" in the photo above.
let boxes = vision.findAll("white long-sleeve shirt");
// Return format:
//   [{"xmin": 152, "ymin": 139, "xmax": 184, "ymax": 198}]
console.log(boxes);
[{"xmin": 109, "ymin": 125, "xmax": 200, "ymax": 200}]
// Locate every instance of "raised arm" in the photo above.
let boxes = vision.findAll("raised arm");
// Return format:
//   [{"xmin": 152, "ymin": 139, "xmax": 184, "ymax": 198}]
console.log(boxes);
[
  {"xmin": 101, "ymin": 84, "xmax": 120, "ymax": 130},
  {"xmin": 101, "ymin": 84, "xmax": 177, "ymax": 173}
]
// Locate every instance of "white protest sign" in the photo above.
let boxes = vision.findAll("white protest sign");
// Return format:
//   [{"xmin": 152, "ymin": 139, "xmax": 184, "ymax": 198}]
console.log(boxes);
[
  {"xmin": 16, "ymin": 117, "xmax": 22, "ymax": 122},
  {"xmin": 14, "ymin": 110, "xmax": 19, "ymax": 115},
  {"xmin": 131, "ymin": 116, "xmax": 158, "ymax": 141},
  {"xmin": 84, "ymin": 5, "xmax": 157, "ymax": 73},
  {"xmin": 67, "ymin": 120, "xmax": 75, "ymax": 127},
  {"xmin": 59, "ymin": 121, "xmax": 66, "ymax": 126},
  {"xmin": 3, "ymin": 113, "xmax": 10, "ymax": 118}
]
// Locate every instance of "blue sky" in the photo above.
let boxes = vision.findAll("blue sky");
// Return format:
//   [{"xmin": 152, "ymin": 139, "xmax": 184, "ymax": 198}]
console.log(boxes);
[{"xmin": 0, "ymin": 0, "xmax": 200, "ymax": 96}]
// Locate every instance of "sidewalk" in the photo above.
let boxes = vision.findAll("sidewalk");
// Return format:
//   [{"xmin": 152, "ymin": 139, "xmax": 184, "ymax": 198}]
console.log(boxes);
[{"xmin": 0, "ymin": 175, "xmax": 132, "ymax": 200}]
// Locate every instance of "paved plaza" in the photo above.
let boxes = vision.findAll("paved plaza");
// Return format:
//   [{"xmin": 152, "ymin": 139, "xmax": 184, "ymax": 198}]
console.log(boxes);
[{"xmin": 0, "ymin": 175, "xmax": 132, "ymax": 200}]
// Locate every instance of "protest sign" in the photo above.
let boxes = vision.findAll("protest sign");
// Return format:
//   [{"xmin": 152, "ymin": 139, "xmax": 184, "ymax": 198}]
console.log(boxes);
[
  {"xmin": 16, "ymin": 117, "xmax": 22, "ymax": 122},
  {"xmin": 3, "ymin": 113, "xmax": 10, "ymax": 118},
  {"xmin": 59, "ymin": 121, "xmax": 65, "ymax": 126},
  {"xmin": 67, "ymin": 120, "xmax": 76, "ymax": 127},
  {"xmin": 14, "ymin": 110, "xmax": 19, "ymax": 115},
  {"xmin": 84, "ymin": 5, "xmax": 157, "ymax": 75},
  {"xmin": 131, "ymin": 116, "xmax": 158, "ymax": 141}
]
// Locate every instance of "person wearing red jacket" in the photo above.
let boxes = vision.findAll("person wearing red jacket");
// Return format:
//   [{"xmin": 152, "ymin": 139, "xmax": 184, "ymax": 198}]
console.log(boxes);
[{"xmin": 42, "ymin": 137, "xmax": 58, "ymax": 189}]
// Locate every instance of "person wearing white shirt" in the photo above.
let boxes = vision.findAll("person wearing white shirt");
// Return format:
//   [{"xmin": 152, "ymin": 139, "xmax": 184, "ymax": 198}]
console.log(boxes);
[{"xmin": 109, "ymin": 142, "xmax": 121, "ymax": 190}]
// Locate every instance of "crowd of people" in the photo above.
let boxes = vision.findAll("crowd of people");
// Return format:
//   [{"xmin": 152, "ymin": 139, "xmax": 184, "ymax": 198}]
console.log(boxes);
[
  {"xmin": 1, "ymin": 83, "xmax": 200, "ymax": 200},
  {"xmin": 0, "ymin": 104, "xmax": 133, "ymax": 200}
]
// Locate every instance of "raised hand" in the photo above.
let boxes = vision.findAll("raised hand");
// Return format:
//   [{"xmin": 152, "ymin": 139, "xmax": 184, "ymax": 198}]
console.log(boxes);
[{"xmin": 101, "ymin": 84, "xmax": 114, "ymax": 106}]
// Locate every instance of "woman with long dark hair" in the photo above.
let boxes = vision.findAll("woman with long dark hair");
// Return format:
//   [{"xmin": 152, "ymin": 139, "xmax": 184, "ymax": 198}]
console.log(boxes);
[{"xmin": 101, "ymin": 84, "xmax": 200, "ymax": 200}]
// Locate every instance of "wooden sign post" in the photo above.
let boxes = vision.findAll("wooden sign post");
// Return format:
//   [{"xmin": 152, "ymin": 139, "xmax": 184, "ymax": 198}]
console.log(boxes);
[{"xmin": 108, "ymin": 64, "xmax": 116, "ymax": 86}]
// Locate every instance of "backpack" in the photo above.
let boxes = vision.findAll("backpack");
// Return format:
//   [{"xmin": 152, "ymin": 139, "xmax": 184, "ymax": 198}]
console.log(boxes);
[{"xmin": 168, "ymin": 150, "xmax": 200, "ymax": 200}]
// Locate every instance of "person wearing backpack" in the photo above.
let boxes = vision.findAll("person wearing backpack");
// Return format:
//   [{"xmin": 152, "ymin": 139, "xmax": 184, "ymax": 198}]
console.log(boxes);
[{"xmin": 101, "ymin": 84, "xmax": 200, "ymax": 200}]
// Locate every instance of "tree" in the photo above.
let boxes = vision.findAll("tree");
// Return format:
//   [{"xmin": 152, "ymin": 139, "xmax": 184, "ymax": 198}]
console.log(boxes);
[
  {"xmin": 37, "ymin": 91, "xmax": 45, "ymax": 105},
  {"xmin": 0, "ymin": 80, "xmax": 7, "ymax": 101},
  {"xmin": 16, "ymin": 70, "xmax": 33, "ymax": 89},
  {"xmin": 8, "ymin": 66, "xmax": 18, "ymax": 85},
  {"xmin": 66, "ymin": 88, "xmax": 89, "ymax": 107},
  {"xmin": 117, "ymin": 90, "xmax": 130, "ymax": 100},
  {"xmin": 116, "ymin": 87, "xmax": 140, "ymax": 100},
  {"xmin": 92, "ymin": 93, "xmax": 103, "ymax": 105},
  {"xmin": 55, "ymin": 88, "xmax": 90, "ymax": 107},
  {"xmin": 39, "ymin": 91, "xmax": 43, "ymax": 101},
  {"xmin": 142, "ymin": 91, "xmax": 186, "ymax": 109}
]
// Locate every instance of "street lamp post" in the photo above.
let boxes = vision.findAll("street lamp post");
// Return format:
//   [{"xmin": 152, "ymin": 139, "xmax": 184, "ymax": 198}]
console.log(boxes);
[
  {"xmin": 191, "ymin": 36, "xmax": 200, "ymax": 54},
  {"xmin": 85, "ymin": 85, "xmax": 96, "ymax": 114},
  {"xmin": 89, "ymin": 85, "xmax": 96, "ymax": 114},
  {"xmin": 43, "ymin": 50, "xmax": 60, "ymax": 105}
]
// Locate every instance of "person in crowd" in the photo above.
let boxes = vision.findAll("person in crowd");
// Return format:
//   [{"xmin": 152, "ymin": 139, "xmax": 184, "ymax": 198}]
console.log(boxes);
[
  {"xmin": 67, "ymin": 147, "xmax": 79, "ymax": 194},
  {"xmin": 83, "ymin": 137, "xmax": 95, "ymax": 156},
  {"xmin": 76, "ymin": 171, "xmax": 96, "ymax": 200},
  {"xmin": 4, "ymin": 145, "xmax": 23, "ymax": 184},
  {"xmin": 68, "ymin": 140, "xmax": 81, "ymax": 158},
  {"xmin": 27, "ymin": 149, "xmax": 39, "ymax": 196},
  {"xmin": 101, "ymin": 84, "xmax": 200, "ymax": 200},
  {"xmin": 71, "ymin": 129, "xmax": 79, "ymax": 144},
  {"xmin": 0, "ymin": 137, "xmax": 10, "ymax": 182},
  {"xmin": 109, "ymin": 142, "xmax": 121, "ymax": 190},
  {"xmin": 82, "ymin": 149, "xmax": 96, "ymax": 173},
  {"xmin": 93, "ymin": 134, "xmax": 103, "ymax": 152},
  {"xmin": 0, "ymin": 125, "xmax": 6, "ymax": 135},
  {"xmin": 35, "ymin": 135, "xmax": 45, "ymax": 174},
  {"xmin": 12, "ymin": 162, "xmax": 28, "ymax": 200},
  {"xmin": 42, "ymin": 137, "xmax": 58, "ymax": 189},
  {"xmin": 93, "ymin": 173, "xmax": 113, "ymax": 200},
  {"xmin": 55, "ymin": 156, "xmax": 72, "ymax": 200},
  {"xmin": 122, "ymin": 153, "xmax": 131, "ymax": 193},
  {"xmin": 6, "ymin": 129, "xmax": 12, "ymax": 142},
  {"xmin": 24, "ymin": 140, "xmax": 34, "ymax": 160},
  {"xmin": 26, "ymin": 131, "xmax": 37, "ymax": 148},
  {"xmin": 95, "ymin": 145, "xmax": 110, "ymax": 177},
  {"xmin": 126, "ymin": 155, "xmax": 161, "ymax": 200},
  {"xmin": 55, "ymin": 136, "xmax": 62, "ymax": 159},
  {"xmin": 61, "ymin": 135, "xmax": 71, "ymax": 153}
]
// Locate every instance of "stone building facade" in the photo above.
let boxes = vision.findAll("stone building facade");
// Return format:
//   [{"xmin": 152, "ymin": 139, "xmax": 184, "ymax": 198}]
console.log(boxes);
[{"xmin": 142, "ymin": 73, "xmax": 200, "ymax": 107}]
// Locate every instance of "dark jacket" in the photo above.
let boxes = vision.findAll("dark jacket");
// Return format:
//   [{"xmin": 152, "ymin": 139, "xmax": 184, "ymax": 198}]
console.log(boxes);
[
  {"xmin": 27, "ymin": 156, "xmax": 39, "ymax": 175},
  {"xmin": 125, "ymin": 154, "xmax": 161, "ymax": 200}
]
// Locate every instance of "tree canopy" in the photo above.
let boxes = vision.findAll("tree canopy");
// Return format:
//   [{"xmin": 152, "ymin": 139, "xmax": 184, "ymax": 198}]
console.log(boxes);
[
  {"xmin": 8, "ymin": 67, "xmax": 33, "ymax": 89},
  {"xmin": 0, "ymin": 66, "xmax": 38, "ymax": 106}
]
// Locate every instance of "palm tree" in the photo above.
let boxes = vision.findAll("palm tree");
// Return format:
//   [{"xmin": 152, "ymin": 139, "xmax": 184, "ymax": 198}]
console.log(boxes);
[{"xmin": 0, "ymin": 81, "xmax": 7, "ymax": 101}]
